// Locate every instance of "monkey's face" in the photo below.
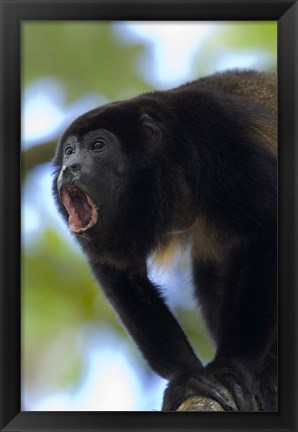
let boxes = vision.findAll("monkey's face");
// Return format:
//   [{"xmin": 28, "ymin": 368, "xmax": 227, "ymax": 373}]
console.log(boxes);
[
  {"xmin": 55, "ymin": 128, "xmax": 128, "ymax": 235},
  {"xmin": 52, "ymin": 103, "xmax": 169, "ymax": 265}
]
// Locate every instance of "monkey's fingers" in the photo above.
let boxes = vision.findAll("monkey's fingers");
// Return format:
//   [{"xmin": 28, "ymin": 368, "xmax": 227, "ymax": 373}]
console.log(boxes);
[
  {"xmin": 162, "ymin": 373, "xmax": 237, "ymax": 412},
  {"xmin": 187, "ymin": 376, "xmax": 237, "ymax": 412},
  {"xmin": 220, "ymin": 373, "xmax": 259, "ymax": 412}
]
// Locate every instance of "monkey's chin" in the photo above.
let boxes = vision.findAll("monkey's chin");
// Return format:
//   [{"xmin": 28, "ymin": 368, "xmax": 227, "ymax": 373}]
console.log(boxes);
[{"xmin": 59, "ymin": 186, "xmax": 98, "ymax": 234}]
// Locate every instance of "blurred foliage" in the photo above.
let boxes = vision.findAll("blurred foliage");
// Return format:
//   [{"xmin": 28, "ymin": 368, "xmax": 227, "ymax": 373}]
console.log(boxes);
[
  {"xmin": 23, "ymin": 229, "xmax": 120, "ymax": 336},
  {"xmin": 220, "ymin": 22, "xmax": 276, "ymax": 50},
  {"xmin": 22, "ymin": 228, "xmax": 126, "ymax": 391},
  {"xmin": 22, "ymin": 22, "xmax": 152, "ymax": 102},
  {"xmin": 195, "ymin": 22, "xmax": 277, "ymax": 76},
  {"xmin": 21, "ymin": 21, "xmax": 276, "ymax": 409}
]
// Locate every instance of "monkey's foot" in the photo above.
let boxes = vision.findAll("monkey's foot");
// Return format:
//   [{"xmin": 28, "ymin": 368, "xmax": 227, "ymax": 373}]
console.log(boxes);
[
  {"xmin": 162, "ymin": 360, "xmax": 262, "ymax": 412},
  {"xmin": 205, "ymin": 358, "xmax": 261, "ymax": 411},
  {"xmin": 162, "ymin": 369, "xmax": 237, "ymax": 412}
]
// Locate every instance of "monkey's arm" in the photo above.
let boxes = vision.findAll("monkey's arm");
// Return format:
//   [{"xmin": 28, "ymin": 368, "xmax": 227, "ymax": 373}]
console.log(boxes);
[
  {"xmin": 92, "ymin": 263, "xmax": 201, "ymax": 377},
  {"xmin": 91, "ymin": 262, "xmax": 235, "ymax": 411}
]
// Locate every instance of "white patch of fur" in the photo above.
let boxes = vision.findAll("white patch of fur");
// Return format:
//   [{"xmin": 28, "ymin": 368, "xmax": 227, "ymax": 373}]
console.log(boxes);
[{"xmin": 148, "ymin": 237, "xmax": 196, "ymax": 310}]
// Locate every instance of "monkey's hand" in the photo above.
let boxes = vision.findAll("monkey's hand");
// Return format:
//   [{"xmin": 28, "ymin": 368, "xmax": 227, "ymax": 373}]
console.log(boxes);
[{"xmin": 162, "ymin": 359, "xmax": 262, "ymax": 412}]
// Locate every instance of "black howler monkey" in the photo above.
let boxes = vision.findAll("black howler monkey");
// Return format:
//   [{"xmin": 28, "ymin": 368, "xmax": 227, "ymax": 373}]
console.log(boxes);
[{"xmin": 52, "ymin": 70, "xmax": 277, "ymax": 412}]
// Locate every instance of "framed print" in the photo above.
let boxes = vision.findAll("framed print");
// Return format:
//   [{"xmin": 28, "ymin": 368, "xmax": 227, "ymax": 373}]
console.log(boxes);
[{"xmin": 1, "ymin": 1, "xmax": 297, "ymax": 431}]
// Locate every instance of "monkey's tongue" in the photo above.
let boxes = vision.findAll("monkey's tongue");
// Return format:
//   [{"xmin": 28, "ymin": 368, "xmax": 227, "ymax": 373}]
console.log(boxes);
[{"xmin": 60, "ymin": 187, "xmax": 98, "ymax": 233}]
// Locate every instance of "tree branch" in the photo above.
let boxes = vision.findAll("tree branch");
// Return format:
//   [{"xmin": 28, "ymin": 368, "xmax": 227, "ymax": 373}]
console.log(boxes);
[
  {"xmin": 177, "ymin": 388, "xmax": 237, "ymax": 412},
  {"xmin": 22, "ymin": 140, "xmax": 57, "ymax": 179}
]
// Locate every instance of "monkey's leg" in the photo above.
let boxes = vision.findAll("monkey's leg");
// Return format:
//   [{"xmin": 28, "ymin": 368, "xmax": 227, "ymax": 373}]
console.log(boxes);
[
  {"xmin": 199, "ymin": 238, "xmax": 277, "ymax": 412},
  {"xmin": 256, "ymin": 349, "xmax": 277, "ymax": 411}
]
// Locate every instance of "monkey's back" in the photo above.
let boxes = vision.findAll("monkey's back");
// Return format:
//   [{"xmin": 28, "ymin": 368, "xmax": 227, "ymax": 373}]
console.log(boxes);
[
  {"xmin": 180, "ymin": 70, "xmax": 277, "ymax": 117},
  {"xmin": 174, "ymin": 70, "xmax": 277, "ymax": 154}
]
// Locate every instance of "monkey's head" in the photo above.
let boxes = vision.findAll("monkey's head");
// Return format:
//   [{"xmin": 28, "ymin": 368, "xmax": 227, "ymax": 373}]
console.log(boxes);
[{"xmin": 52, "ymin": 98, "xmax": 195, "ymax": 268}]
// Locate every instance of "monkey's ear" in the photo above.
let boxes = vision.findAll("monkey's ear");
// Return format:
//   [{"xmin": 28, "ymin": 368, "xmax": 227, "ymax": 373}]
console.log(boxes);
[{"xmin": 140, "ymin": 114, "xmax": 162, "ymax": 142}]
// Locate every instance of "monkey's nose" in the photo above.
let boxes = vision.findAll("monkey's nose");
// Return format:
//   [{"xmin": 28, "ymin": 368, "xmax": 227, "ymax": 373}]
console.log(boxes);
[
  {"xmin": 57, "ymin": 163, "xmax": 81, "ymax": 191},
  {"xmin": 61, "ymin": 163, "xmax": 81, "ymax": 178},
  {"xmin": 67, "ymin": 163, "xmax": 81, "ymax": 174}
]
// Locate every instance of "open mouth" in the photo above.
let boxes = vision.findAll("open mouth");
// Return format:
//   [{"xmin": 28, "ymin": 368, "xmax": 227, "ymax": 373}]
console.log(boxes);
[{"xmin": 59, "ymin": 186, "xmax": 98, "ymax": 233}]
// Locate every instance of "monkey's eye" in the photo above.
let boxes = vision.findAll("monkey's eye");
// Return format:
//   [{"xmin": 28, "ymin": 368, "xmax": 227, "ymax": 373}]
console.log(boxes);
[
  {"xmin": 65, "ymin": 146, "xmax": 74, "ymax": 156},
  {"xmin": 91, "ymin": 140, "xmax": 107, "ymax": 152}
]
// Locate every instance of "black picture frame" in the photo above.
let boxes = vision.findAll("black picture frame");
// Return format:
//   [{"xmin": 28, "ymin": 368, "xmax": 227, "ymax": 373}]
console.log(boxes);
[{"xmin": 1, "ymin": 1, "xmax": 297, "ymax": 431}]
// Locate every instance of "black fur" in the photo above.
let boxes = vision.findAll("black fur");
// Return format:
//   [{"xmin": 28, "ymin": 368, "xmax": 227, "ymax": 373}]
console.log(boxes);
[{"xmin": 52, "ymin": 70, "xmax": 277, "ymax": 411}]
